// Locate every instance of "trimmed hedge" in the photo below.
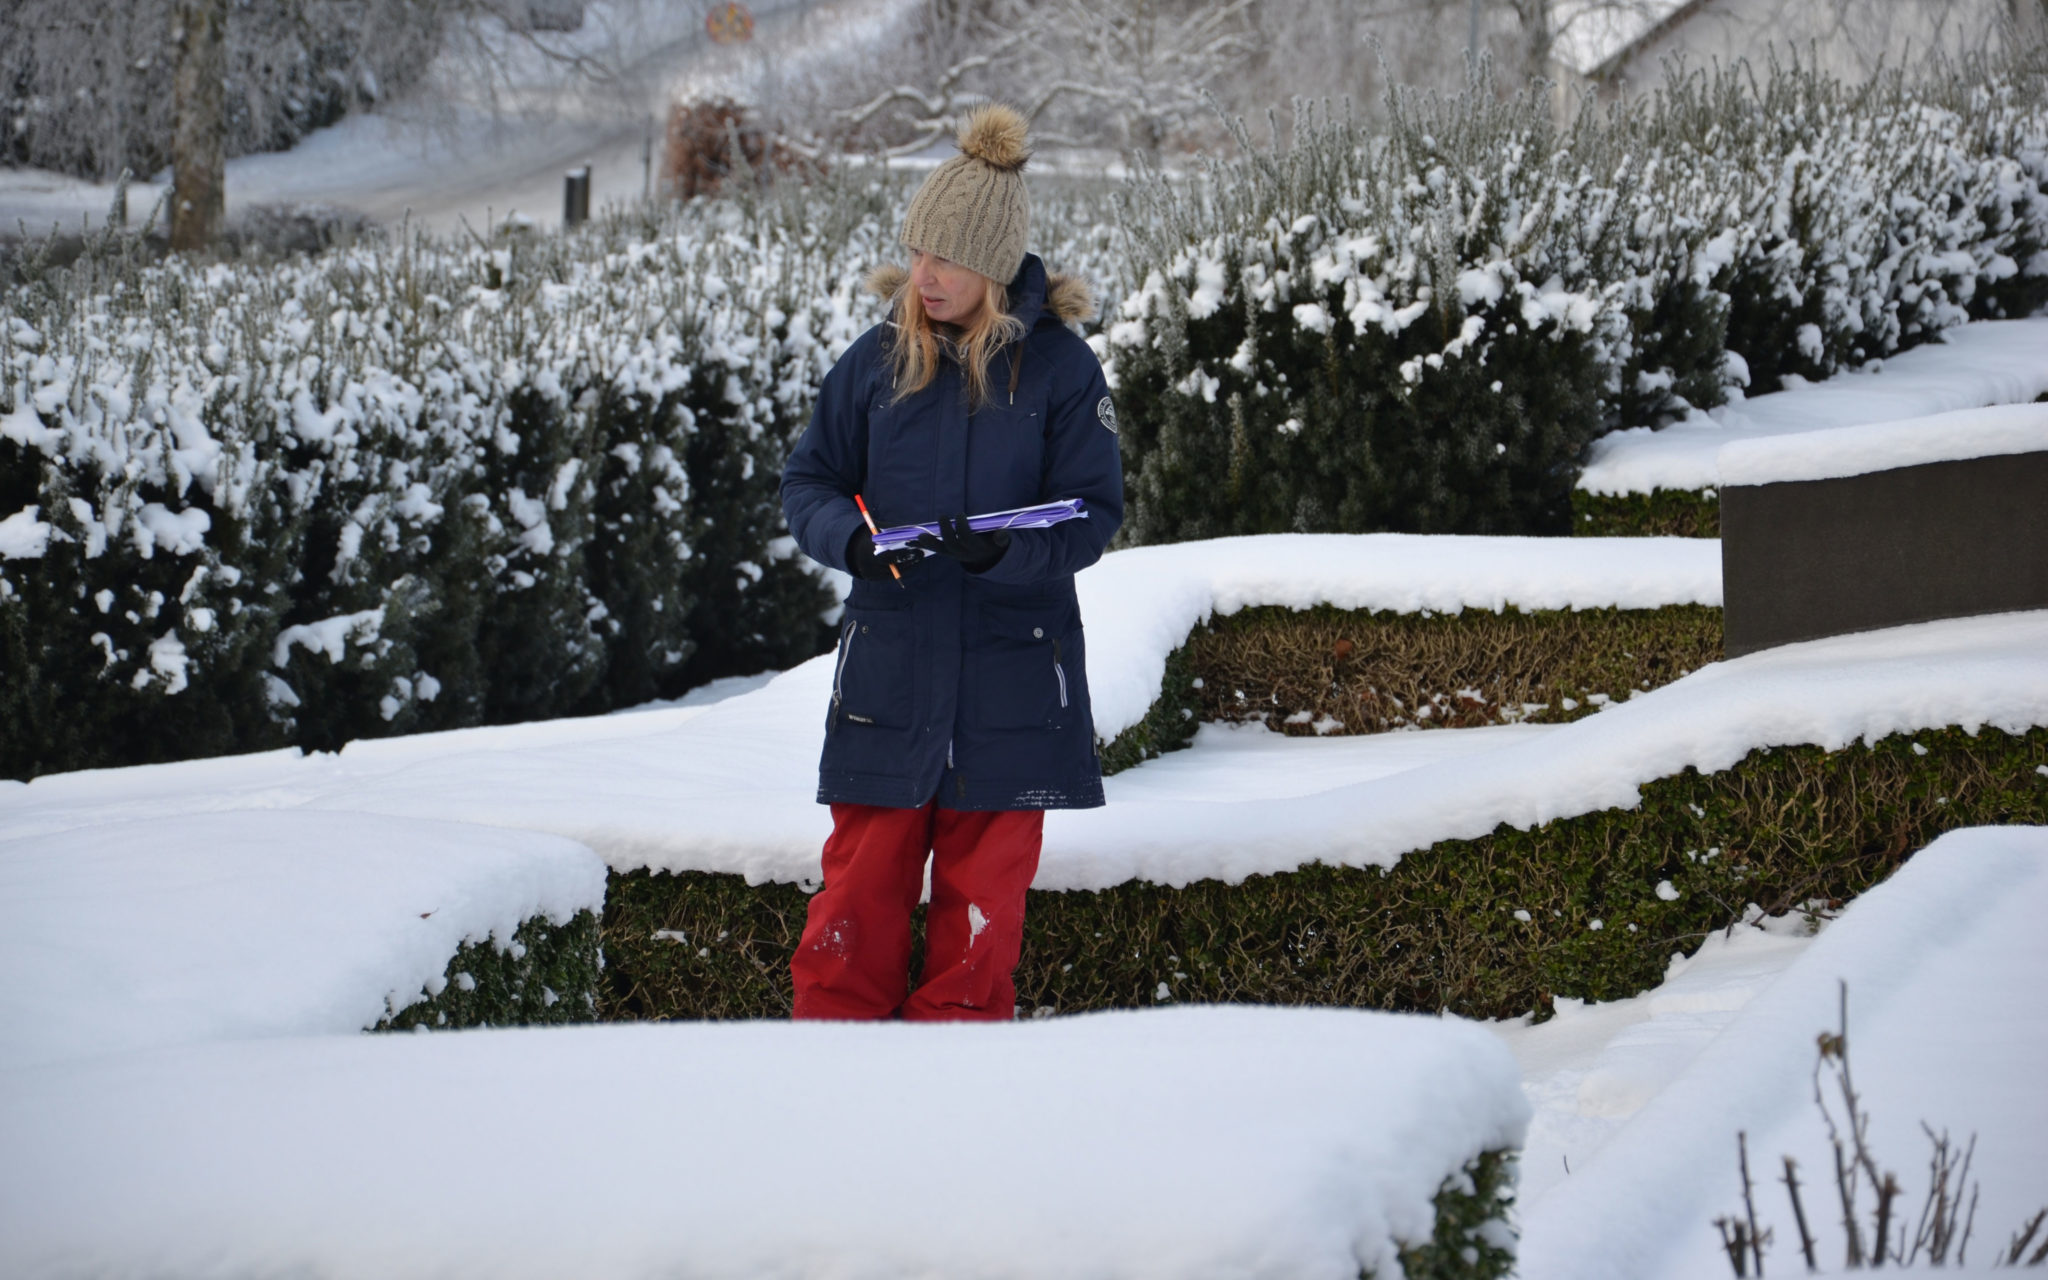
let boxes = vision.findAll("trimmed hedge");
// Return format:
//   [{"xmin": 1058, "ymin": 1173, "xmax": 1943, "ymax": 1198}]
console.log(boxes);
[
  {"xmin": 1183, "ymin": 603, "xmax": 1723, "ymax": 733},
  {"xmin": 377, "ymin": 908, "xmax": 603, "ymax": 1033},
  {"xmin": 598, "ymin": 726, "xmax": 2047, "ymax": 1023},
  {"xmin": 1573, "ymin": 487, "xmax": 1721, "ymax": 538},
  {"xmin": 1094, "ymin": 602, "xmax": 1720, "ymax": 772}
]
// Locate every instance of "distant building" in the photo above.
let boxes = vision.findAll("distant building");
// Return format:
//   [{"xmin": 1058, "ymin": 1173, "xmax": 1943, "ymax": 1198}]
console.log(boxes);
[{"xmin": 1547, "ymin": 0, "xmax": 2045, "ymax": 92}]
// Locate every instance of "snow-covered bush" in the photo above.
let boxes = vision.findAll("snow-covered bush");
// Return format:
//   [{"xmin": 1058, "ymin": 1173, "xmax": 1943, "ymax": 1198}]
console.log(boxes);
[
  {"xmin": 1108, "ymin": 56, "xmax": 2048, "ymax": 543},
  {"xmin": 0, "ymin": 171, "xmax": 1122, "ymax": 778}
]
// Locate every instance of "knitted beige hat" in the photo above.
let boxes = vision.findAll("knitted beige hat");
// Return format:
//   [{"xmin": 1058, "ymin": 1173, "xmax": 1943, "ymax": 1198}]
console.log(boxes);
[{"xmin": 900, "ymin": 104, "xmax": 1031, "ymax": 285}]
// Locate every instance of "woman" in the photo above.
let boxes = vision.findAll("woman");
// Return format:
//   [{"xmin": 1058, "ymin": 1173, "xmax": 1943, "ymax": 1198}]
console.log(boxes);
[{"xmin": 779, "ymin": 104, "xmax": 1123, "ymax": 1021}]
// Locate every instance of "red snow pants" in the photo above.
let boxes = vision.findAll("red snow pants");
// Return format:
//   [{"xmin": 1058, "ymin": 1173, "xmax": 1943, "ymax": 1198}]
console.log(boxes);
[{"xmin": 791, "ymin": 801, "xmax": 1043, "ymax": 1022}]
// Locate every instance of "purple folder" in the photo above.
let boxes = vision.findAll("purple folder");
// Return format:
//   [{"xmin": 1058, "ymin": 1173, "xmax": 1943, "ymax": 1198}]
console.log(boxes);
[{"xmin": 870, "ymin": 499, "xmax": 1089, "ymax": 552}]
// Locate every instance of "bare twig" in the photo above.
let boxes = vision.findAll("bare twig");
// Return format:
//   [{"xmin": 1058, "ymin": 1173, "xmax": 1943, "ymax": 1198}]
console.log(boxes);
[
  {"xmin": 1739, "ymin": 1132, "xmax": 1770, "ymax": 1277},
  {"xmin": 1957, "ymin": 1183, "xmax": 1978, "ymax": 1268},
  {"xmin": 2008, "ymin": 1209, "xmax": 2048, "ymax": 1266},
  {"xmin": 1947, "ymin": 1133, "xmax": 1977, "ymax": 1263},
  {"xmin": 1717, "ymin": 1216, "xmax": 1754, "ymax": 1278},
  {"xmin": 1782, "ymin": 1156, "xmax": 1818, "ymax": 1272},
  {"xmin": 1872, "ymin": 1171, "xmax": 1898, "ymax": 1268}
]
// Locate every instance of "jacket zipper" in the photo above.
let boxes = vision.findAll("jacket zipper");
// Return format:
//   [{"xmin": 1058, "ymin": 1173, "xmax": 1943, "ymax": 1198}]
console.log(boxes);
[
  {"xmin": 831, "ymin": 620, "xmax": 857, "ymax": 721},
  {"xmin": 1052, "ymin": 637, "xmax": 1069, "ymax": 709}
]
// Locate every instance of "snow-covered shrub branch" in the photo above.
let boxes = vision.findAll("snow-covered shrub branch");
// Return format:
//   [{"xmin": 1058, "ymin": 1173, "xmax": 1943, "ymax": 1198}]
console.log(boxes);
[
  {"xmin": 1106, "ymin": 55, "xmax": 2048, "ymax": 543},
  {"xmin": 0, "ymin": 171, "xmax": 1125, "ymax": 778}
]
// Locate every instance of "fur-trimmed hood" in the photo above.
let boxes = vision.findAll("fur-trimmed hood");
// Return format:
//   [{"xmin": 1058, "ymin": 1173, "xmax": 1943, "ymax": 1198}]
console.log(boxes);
[{"xmin": 865, "ymin": 257, "xmax": 1097, "ymax": 328}]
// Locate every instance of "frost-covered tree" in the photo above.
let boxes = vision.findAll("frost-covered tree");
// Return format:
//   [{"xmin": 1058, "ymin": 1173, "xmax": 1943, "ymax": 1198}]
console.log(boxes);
[
  {"xmin": 1, "ymin": 0, "xmax": 444, "ymax": 183},
  {"xmin": 802, "ymin": 0, "xmax": 1263, "ymax": 158},
  {"xmin": 1010, "ymin": 0, "xmax": 1263, "ymax": 157},
  {"xmin": 3, "ymin": 0, "xmax": 638, "ymax": 249}
]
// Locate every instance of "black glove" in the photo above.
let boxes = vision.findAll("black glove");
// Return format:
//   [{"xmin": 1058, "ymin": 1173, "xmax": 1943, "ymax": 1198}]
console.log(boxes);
[
  {"xmin": 845, "ymin": 528, "xmax": 924, "ymax": 582},
  {"xmin": 912, "ymin": 514, "xmax": 1011, "ymax": 573}
]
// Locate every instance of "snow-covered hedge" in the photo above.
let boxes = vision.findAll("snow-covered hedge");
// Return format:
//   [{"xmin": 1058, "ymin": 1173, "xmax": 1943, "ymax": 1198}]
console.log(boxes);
[
  {"xmin": 607, "ymin": 722, "xmax": 2048, "ymax": 1023},
  {"xmin": 0, "ymin": 175, "xmax": 1122, "ymax": 778},
  {"xmin": 0, "ymin": 1008, "xmax": 1526, "ymax": 1280},
  {"xmin": 1107, "ymin": 57, "xmax": 2048, "ymax": 543},
  {"xmin": 0, "ymin": 809, "xmax": 607, "ymax": 1070}
]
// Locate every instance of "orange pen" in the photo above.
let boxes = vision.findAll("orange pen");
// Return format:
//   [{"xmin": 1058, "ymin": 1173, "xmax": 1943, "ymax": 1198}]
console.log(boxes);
[{"xmin": 853, "ymin": 493, "xmax": 902, "ymax": 584}]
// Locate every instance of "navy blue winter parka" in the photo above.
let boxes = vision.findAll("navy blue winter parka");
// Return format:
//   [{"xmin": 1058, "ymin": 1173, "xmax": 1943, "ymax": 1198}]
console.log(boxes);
[{"xmin": 781, "ymin": 253, "xmax": 1124, "ymax": 811}]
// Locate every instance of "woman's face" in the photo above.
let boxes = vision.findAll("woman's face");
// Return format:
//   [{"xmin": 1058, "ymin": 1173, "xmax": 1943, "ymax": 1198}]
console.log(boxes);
[{"xmin": 908, "ymin": 250, "xmax": 988, "ymax": 326}]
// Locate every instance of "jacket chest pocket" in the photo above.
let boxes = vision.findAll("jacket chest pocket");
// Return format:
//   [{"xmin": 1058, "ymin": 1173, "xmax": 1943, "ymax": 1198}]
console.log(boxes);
[
  {"xmin": 832, "ymin": 608, "xmax": 915, "ymax": 731},
  {"xmin": 966, "ymin": 604, "xmax": 1076, "ymax": 731},
  {"xmin": 967, "ymin": 402, "xmax": 1047, "ymax": 513}
]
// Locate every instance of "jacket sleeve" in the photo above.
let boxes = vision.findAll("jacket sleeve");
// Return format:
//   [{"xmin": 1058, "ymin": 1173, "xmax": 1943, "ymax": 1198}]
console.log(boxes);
[
  {"xmin": 780, "ymin": 332, "xmax": 878, "ymax": 575},
  {"xmin": 977, "ymin": 339, "xmax": 1125, "ymax": 586}
]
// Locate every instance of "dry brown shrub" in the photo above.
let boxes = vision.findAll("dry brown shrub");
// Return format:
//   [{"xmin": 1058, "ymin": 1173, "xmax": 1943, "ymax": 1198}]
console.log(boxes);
[
  {"xmin": 661, "ymin": 97, "xmax": 802, "ymax": 200},
  {"xmin": 1188, "ymin": 604, "xmax": 1725, "ymax": 734}
]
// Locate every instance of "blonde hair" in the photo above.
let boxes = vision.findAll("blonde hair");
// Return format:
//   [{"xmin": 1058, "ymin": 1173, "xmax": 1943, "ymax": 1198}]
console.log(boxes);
[{"xmin": 888, "ymin": 272, "xmax": 1026, "ymax": 408}]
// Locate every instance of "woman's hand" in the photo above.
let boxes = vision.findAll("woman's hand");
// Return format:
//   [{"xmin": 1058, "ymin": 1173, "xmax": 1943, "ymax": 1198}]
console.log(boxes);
[
  {"xmin": 845, "ymin": 529, "xmax": 926, "ymax": 581},
  {"xmin": 912, "ymin": 514, "xmax": 1011, "ymax": 573}
]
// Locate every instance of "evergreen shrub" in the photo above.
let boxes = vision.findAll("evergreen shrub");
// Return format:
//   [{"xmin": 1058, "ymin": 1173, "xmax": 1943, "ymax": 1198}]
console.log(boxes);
[
  {"xmin": 1401, "ymin": 1151, "xmax": 1518, "ymax": 1280},
  {"xmin": 377, "ymin": 908, "xmax": 602, "ymax": 1033},
  {"xmin": 1107, "ymin": 57, "xmax": 2048, "ymax": 544},
  {"xmin": 0, "ymin": 176, "xmax": 1126, "ymax": 779},
  {"xmin": 598, "ymin": 725, "xmax": 2047, "ymax": 1023},
  {"xmin": 1572, "ymin": 487, "xmax": 1721, "ymax": 538}
]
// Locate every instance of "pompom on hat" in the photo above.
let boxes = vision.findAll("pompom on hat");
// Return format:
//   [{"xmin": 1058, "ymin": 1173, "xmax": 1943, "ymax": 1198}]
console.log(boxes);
[{"xmin": 900, "ymin": 104, "xmax": 1031, "ymax": 286}]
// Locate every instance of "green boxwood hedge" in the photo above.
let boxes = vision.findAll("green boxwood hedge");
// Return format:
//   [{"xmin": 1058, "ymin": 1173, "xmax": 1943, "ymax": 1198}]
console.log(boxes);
[
  {"xmin": 377, "ymin": 908, "xmax": 603, "ymax": 1033},
  {"xmin": 599, "ymin": 726, "xmax": 2047, "ymax": 1024},
  {"xmin": 1573, "ymin": 488, "xmax": 1721, "ymax": 538}
]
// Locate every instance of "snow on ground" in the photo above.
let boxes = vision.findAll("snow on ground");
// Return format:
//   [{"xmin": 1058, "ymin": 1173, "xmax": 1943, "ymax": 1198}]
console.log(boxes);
[
  {"xmin": 0, "ymin": 1005, "xmax": 1527, "ymax": 1280},
  {"xmin": 0, "ymin": 810, "xmax": 605, "ymax": 1070},
  {"xmin": 1105, "ymin": 720, "xmax": 1551, "ymax": 804},
  {"xmin": 1493, "ymin": 911, "xmax": 1824, "ymax": 1208},
  {"xmin": 1580, "ymin": 316, "xmax": 2048, "ymax": 496},
  {"xmin": 1718, "ymin": 401, "xmax": 2048, "ymax": 487},
  {"xmin": 606, "ymin": 667, "xmax": 781, "ymax": 717},
  {"xmin": 1516, "ymin": 825, "xmax": 2048, "ymax": 1280}
]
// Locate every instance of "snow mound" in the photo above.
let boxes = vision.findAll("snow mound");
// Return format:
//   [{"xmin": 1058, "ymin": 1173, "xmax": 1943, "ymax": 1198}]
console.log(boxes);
[
  {"xmin": 1718, "ymin": 401, "xmax": 2048, "ymax": 487},
  {"xmin": 1077, "ymin": 533, "xmax": 1723, "ymax": 741},
  {"xmin": 0, "ymin": 1005, "xmax": 1529, "ymax": 1280},
  {"xmin": 1580, "ymin": 316, "xmax": 2048, "ymax": 496},
  {"xmin": 0, "ymin": 810, "xmax": 607, "ymax": 1070},
  {"xmin": 1517, "ymin": 825, "xmax": 2048, "ymax": 1280}
]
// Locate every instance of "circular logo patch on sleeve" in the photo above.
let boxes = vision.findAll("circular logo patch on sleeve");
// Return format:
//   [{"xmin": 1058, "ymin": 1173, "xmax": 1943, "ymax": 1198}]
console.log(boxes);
[{"xmin": 1096, "ymin": 395, "xmax": 1118, "ymax": 434}]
